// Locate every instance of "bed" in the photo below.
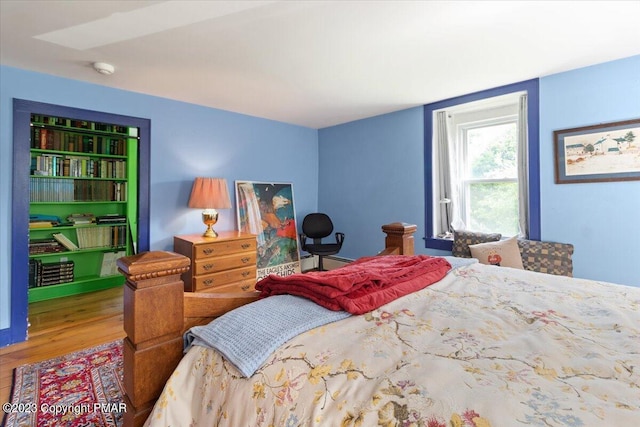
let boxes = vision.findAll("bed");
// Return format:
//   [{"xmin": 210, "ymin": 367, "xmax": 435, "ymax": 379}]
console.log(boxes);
[{"xmin": 118, "ymin": 223, "xmax": 640, "ymax": 427}]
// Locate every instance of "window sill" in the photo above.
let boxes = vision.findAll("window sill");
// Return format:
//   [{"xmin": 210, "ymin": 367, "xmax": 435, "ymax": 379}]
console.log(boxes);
[{"xmin": 425, "ymin": 237, "xmax": 453, "ymax": 251}]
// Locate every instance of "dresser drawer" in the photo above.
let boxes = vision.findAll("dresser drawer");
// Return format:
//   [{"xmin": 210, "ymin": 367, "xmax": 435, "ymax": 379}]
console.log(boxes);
[
  {"xmin": 174, "ymin": 232, "xmax": 257, "ymax": 293},
  {"xmin": 200, "ymin": 279, "xmax": 256, "ymax": 294},
  {"xmin": 194, "ymin": 252, "xmax": 256, "ymax": 275},
  {"xmin": 193, "ymin": 266, "xmax": 256, "ymax": 291},
  {"xmin": 195, "ymin": 238, "xmax": 256, "ymax": 259}
]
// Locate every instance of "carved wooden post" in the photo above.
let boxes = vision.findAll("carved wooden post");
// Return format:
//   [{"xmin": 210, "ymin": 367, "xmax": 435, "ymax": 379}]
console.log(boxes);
[
  {"xmin": 381, "ymin": 222, "xmax": 417, "ymax": 255},
  {"xmin": 117, "ymin": 251, "xmax": 190, "ymax": 427}
]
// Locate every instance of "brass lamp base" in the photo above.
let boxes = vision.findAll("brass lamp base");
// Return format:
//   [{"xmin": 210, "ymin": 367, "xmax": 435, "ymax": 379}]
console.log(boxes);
[{"xmin": 202, "ymin": 210, "xmax": 219, "ymax": 238}]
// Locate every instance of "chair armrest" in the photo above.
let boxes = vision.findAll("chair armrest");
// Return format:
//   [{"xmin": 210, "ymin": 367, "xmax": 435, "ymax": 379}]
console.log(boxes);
[{"xmin": 335, "ymin": 232, "xmax": 345, "ymax": 245}]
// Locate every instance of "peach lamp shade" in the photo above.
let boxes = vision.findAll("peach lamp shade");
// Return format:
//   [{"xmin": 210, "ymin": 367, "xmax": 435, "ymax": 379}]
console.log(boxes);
[{"xmin": 188, "ymin": 177, "xmax": 231, "ymax": 237}]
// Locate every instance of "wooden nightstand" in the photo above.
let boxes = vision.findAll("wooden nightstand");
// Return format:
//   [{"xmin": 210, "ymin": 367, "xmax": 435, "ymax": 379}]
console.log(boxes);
[{"xmin": 173, "ymin": 232, "xmax": 257, "ymax": 293}]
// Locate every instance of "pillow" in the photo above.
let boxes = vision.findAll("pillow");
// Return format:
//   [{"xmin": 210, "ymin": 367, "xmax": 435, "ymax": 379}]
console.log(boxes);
[
  {"xmin": 518, "ymin": 239, "xmax": 574, "ymax": 277},
  {"xmin": 469, "ymin": 237, "xmax": 524, "ymax": 269},
  {"xmin": 452, "ymin": 230, "xmax": 502, "ymax": 258}
]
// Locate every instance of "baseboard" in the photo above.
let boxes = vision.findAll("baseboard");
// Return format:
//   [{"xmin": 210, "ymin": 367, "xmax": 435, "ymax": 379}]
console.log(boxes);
[
  {"xmin": 0, "ymin": 322, "xmax": 30, "ymax": 347},
  {"xmin": 324, "ymin": 255, "xmax": 353, "ymax": 270},
  {"xmin": 300, "ymin": 255, "xmax": 315, "ymax": 272},
  {"xmin": 0, "ymin": 327, "xmax": 12, "ymax": 347},
  {"xmin": 301, "ymin": 255, "xmax": 353, "ymax": 271}
]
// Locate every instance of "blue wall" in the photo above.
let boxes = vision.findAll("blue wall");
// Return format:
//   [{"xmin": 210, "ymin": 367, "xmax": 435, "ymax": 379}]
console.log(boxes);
[
  {"xmin": 2, "ymin": 55, "xmax": 638, "ymax": 344},
  {"xmin": 318, "ymin": 108, "xmax": 431, "ymax": 257},
  {"xmin": 0, "ymin": 66, "xmax": 318, "ymax": 340},
  {"xmin": 318, "ymin": 55, "xmax": 640, "ymax": 287},
  {"xmin": 539, "ymin": 56, "xmax": 640, "ymax": 286}
]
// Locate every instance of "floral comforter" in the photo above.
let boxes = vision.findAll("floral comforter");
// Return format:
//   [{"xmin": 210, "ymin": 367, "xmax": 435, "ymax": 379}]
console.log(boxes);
[{"xmin": 145, "ymin": 262, "xmax": 640, "ymax": 427}]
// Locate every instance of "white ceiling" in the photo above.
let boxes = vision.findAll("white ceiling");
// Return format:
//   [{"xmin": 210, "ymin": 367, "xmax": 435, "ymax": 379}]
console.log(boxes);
[{"xmin": 2, "ymin": 1, "xmax": 639, "ymax": 129}]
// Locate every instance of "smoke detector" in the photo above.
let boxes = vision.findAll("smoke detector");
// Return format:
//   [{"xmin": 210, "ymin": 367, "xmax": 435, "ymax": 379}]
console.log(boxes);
[{"xmin": 93, "ymin": 62, "xmax": 115, "ymax": 75}]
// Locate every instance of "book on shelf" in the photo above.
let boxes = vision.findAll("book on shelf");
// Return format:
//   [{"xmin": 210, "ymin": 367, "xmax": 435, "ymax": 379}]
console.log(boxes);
[
  {"xmin": 40, "ymin": 268, "xmax": 74, "ymax": 277},
  {"xmin": 52, "ymin": 233, "xmax": 79, "ymax": 251},
  {"xmin": 35, "ymin": 128, "xmax": 54, "ymax": 150},
  {"xmin": 29, "ymin": 259, "xmax": 75, "ymax": 288},
  {"xmin": 29, "ymin": 214, "xmax": 62, "ymax": 228},
  {"xmin": 41, "ymin": 260, "xmax": 73, "ymax": 267},
  {"xmin": 40, "ymin": 275, "xmax": 75, "ymax": 287},
  {"xmin": 30, "ymin": 214, "xmax": 62, "ymax": 222},
  {"xmin": 28, "ymin": 238, "xmax": 64, "ymax": 254},
  {"xmin": 41, "ymin": 262, "xmax": 74, "ymax": 273},
  {"xmin": 29, "ymin": 221, "xmax": 54, "ymax": 229},
  {"xmin": 40, "ymin": 271, "xmax": 74, "ymax": 279},
  {"xmin": 96, "ymin": 214, "xmax": 127, "ymax": 224},
  {"xmin": 100, "ymin": 251, "xmax": 126, "ymax": 277},
  {"xmin": 31, "ymin": 124, "xmax": 128, "ymax": 155},
  {"xmin": 67, "ymin": 213, "xmax": 96, "ymax": 225},
  {"xmin": 76, "ymin": 224, "xmax": 127, "ymax": 249},
  {"xmin": 28, "ymin": 259, "xmax": 39, "ymax": 288},
  {"xmin": 29, "ymin": 238, "xmax": 58, "ymax": 244},
  {"xmin": 30, "ymin": 178, "xmax": 127, "ymax": 202}
]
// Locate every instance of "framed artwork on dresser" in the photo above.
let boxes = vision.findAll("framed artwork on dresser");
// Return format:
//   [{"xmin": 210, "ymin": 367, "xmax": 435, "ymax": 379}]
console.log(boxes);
[{"xmin": 235, "ymin": 181, "xmax": 301, "ymax": 280}]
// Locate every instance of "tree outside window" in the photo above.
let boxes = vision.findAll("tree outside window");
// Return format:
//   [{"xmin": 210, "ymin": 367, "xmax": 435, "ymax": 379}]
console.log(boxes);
[{"xmin": 462, "ymin": 121, "xmax": 519, "ymax": 236}]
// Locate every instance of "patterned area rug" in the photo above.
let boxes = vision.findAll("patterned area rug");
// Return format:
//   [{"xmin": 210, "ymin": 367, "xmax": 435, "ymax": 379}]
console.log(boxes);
[{"xmin": 3, "ymin": 340, "xmax": 124, "ymax": 427}]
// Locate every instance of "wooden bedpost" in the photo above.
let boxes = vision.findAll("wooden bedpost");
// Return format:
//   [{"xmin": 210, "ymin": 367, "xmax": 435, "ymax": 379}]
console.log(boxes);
[
  {"xmin": 381, "ymin": 222, "xmax": 417, "ymax": 255},
  {"xmin": 117, "ymin": 251, "xmax": 191, "ymax": 427}
]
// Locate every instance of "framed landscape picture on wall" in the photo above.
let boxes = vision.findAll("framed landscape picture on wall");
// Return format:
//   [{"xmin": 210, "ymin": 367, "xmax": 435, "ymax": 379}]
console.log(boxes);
[
  {"xmin": 235, "ymin": 181, "xmax": 301, "ymax": 280},
  {"xmin": 554, "ymin": 118, "xmax": 640, "ymax": 184}
]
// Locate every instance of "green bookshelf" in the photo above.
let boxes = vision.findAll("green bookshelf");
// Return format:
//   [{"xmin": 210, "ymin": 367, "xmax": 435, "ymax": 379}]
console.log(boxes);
[{"xmin": 28, "ymin": 114, "xmax": 139, "ymax": 303}]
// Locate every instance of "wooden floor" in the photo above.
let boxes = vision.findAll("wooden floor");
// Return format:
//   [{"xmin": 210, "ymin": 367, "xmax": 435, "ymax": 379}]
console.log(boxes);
[{"xmin": 0, "ymin": 287, "xmax": 125, "ymax": 405}]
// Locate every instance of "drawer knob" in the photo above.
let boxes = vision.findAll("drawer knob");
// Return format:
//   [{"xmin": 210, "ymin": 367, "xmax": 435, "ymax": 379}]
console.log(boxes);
[
  {"xmin": 241, "ymin": 243, "xmax": 250, "ymax": 249},
  {"xmin": 203, "ymin": 263, "xmax": 214, "ymax": 270},
  {"xmin": 203, "ymin": 279, "xmax": 214, "ymax": 286},
  {"xmin": 242, "ymin": 271, "xmax": 251, "ymax": 277},
  {"xmin": 241, "ymin": 257, "xmax": 250, "ymax": 263},
  {"xmin": 202, "ymin": 248, "xmax": 214, "ymax": 255},
  {"xmin": 241, "ymin": 285, "xmax": 250, "ymax": 291}
]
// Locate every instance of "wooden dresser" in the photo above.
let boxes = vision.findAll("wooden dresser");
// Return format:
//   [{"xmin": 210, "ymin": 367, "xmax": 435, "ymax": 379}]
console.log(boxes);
[{"xmin": 173, "ymin": 232, "xmax": 257, "ymax": 293}]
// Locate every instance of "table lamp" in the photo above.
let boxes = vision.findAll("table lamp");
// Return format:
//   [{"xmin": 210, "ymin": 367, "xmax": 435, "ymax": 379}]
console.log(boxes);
[{"xmin": 188, "ymin": 177, "xmax": 232, "ymax": 238}]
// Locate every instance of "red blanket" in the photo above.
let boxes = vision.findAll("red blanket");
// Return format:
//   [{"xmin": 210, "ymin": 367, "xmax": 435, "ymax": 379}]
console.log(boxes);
[{"xmin": 255, "ymin": 255, "xmax": 451, "ymax": 314}]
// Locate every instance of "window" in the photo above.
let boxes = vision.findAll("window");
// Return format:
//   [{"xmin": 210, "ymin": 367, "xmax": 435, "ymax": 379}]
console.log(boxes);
[
  {"xmin": 424, "ymin": 80, "xmax": 540, "ymax": 251},
  {"xmin": 459, "ymin": 115, "xmax": 519, "ymax": 236}
]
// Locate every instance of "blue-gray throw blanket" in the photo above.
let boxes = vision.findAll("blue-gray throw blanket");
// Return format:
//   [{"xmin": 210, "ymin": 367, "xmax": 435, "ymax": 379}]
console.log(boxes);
[
  {"xmin": 184, "ymin": 294, "xmax": 351, "ymax": 377},
  {"xmin": 443, "ymin": 256, "xmax": 478, "ymax": 270}
]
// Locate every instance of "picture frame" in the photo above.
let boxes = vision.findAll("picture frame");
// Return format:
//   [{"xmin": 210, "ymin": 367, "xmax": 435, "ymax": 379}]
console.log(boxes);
[
  {"xmin": 235, "ymin": 181, "xmax": 301, "ymax": 280},
  {"xmin": 554, "ymin": 118, "xmax": 640, "ymax": 184}
]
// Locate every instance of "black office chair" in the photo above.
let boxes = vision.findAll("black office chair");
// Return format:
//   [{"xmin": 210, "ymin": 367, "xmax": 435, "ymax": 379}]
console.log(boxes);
[{"xmin": 299, "ymin": 213, "xmax": 345, "ymax": 271}]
